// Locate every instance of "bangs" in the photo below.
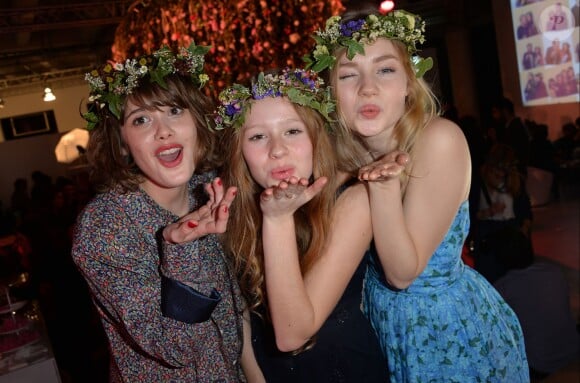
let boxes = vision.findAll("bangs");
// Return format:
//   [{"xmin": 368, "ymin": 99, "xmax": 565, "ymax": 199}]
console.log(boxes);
[{"xmin": 124, "ymin": 75, "xmax": 189, "ymax": 114}]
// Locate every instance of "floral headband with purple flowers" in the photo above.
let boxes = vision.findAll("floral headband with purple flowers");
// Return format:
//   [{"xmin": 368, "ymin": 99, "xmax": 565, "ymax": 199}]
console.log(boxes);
[
  {"xmin": 83, "ymin": 42, "xmax": 210, "ymax": 130},
  {"xmin": 303, "ymin": 10, "xmax": 433, "ymax": 77},
  {"xmin": 213, "ymin": 68, "xmax": 335, "ymax": 130}
]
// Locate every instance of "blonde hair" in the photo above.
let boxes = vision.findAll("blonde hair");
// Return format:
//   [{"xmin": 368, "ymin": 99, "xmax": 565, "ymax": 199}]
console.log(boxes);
[{"xmin": 219, "ymin": 102, "xmax": 340, "ymax": 314}]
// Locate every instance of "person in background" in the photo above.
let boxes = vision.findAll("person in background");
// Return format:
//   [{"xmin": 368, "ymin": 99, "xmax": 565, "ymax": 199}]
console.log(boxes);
[
  {"xmin": 305, "ymin": 6, "xmax": 529, "ymax": 381},
  {"xmin": 216, "ymin": 68, "xmax": 390, "ymax": 382},
  {"xmin": 491, "ymin": 226, "xmax": 580, "ymax": 380},
  {"xmin": 529, "ymin": 122, "xmax": 556, "ymax": 174},
  {"xmin": 72, "ymin": 44, "xmax": 252, "ymax": 382},
  {"xmin": 497, "ymin": 97, "xmax": 530, "ymax": 176},
  {"xmin": 473, "ymin": 143, "xmax": 533, "ymax": 283},
  {"xmin": 554, "ymin": 122, "xmax": 578, "ymax": 164}
]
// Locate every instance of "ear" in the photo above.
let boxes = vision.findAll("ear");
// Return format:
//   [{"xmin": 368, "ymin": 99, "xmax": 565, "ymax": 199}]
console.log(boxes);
[{"xmin": 121, "ymin": 146, "xmax": 129, "ymax": 156}]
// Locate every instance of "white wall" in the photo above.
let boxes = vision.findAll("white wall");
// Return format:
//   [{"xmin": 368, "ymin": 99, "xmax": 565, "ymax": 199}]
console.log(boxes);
[{"xmin": 0, "ymin": 84, "xmax": 89, "ymax": 208}]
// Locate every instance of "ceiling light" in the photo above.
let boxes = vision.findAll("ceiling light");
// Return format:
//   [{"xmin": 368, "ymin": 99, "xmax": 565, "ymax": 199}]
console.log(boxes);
[
  {"xmin": 43, "ymin": 87, "xmax": 56, "ymax": 102},
  {"xmin": 0, "ymin": 98, "xmax": 4, "ymax": 108}
]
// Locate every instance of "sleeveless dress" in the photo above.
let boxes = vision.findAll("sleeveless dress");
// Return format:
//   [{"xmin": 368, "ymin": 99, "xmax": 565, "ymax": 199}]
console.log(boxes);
[
  {"xmin": 251, "ymin": 257, "xmax": 389, "ymax": 382},
  {"xmin": 363, "ymin": 201, "xmax": 530, "ymax": 382}
]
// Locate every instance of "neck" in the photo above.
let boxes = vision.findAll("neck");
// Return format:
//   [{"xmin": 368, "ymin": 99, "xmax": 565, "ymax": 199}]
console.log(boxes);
[
  {"xmin": 142, "ymin": 181, "xmax": 190, "ymax": 217},
  {"xmin": 364, "ymin": 134, "xmax": 398, "ymax": 160}
]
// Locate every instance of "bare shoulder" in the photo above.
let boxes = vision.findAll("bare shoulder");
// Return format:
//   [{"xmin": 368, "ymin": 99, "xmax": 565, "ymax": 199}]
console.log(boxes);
[
  {"xmin": 415, "ymin": 117, "xmax": 469, "ymax": 161},
  {"xmin": 420, "ymin": 117, "xmax": 466, "ymax": 145},
  {"xmin": 335, "ymin": 181, "xmax": 369, "ymax": 211}
]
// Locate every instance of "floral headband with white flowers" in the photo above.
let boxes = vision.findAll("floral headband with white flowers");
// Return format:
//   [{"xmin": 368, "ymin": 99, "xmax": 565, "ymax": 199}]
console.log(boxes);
[
  {"xmin": 303, "ymin": 10, "xmax": 433, "ymax": 77},
  {"xmin": 83, "ymin": 42, "xmax": 210, "ymax": 130},
  {"xmin": 214, "ymin": 68, "xmax": 335, "ymax": 131}
]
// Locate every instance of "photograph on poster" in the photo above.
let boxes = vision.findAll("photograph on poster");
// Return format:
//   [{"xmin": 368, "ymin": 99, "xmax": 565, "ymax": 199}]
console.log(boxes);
[{"xmin": 511, "ymin": 0, "xmax": 579, "ymax": 106}]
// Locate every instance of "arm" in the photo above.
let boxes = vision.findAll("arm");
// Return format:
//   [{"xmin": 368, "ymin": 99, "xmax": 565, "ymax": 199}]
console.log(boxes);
[
  {"xmin": 260, "ymin": 178, "xmax": 374, "ymax": 351},
  {"xmin": 240, "ymin": 309, "xmax": 266, "ymax": 383},
  {"xmin": 362, "ymin": 117, "xmax": 471, "ymax": 289},
  {"xmin": 72, "ymin": 200, "xmax": 224, "ymax": 368}
]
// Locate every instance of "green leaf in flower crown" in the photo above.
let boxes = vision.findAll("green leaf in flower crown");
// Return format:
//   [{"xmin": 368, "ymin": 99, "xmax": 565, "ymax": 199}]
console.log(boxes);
[
  {"xmin": 188, "ymin": 42, "xmax": 210, "ymax": 56},
  {"xmin": 344, "ymin": 40, "xmax": 365, "ymax": 60},
  {"xmin": 302, "ymin": 54, "xmax": 314, "ymax": 69},
  {"xmin": 414, "ymin": 56, "xmax": 433, "ymax": 78},
  {"xmin": 103, "ymin": 93, "xmax": 123, "ymax": 120},
  {"xmin": 149, "ymin": 66, "xmax": 170, "ymax": 89},
  {"xmin": 311, "ymin": 55, "xmax": 335, "ymax": 73},
  {"xmin": 83, "ymin": 112, "xmax": 99, "ymax": 130}
]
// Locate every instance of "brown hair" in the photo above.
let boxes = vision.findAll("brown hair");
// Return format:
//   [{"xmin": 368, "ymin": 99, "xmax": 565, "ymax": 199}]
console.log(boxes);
[
  {"xmin": 481, "ymin": 143, "xmax": 523, "ymax": 196},
  {"xmin": 86, "ymin": 74, "xmax": 217, "ymax": 192},
  {"xmin": 219, "ymin": 101, "xmax": 340, "ymax": 315}
]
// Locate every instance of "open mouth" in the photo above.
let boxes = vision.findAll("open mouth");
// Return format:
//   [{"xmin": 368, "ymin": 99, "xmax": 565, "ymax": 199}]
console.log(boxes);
[{"xmin": 157, "ymin": 146, "xmax": 183, "ymax": 164}]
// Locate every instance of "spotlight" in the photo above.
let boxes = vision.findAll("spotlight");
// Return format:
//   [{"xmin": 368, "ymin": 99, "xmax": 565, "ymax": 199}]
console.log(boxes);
[
  {"xmin": 43, "ymin": 87, "xmax": 56, "ymax": 102},
  {"xmin": 379, "ymin": 1, "xmax": 395, "ymax": 14},
  {"xmin": 0, "ymin": 98, "xmax": 4, "ymax": 108}
]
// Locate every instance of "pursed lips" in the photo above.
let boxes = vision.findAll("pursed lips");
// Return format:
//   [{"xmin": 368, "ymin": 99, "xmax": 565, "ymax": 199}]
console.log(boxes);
[
  {"xmin": 270, "ymin": 166, "xmax": 295, "ymax": 181},
  {"xmin": 358, "ymin": 104, "xmax": 381, "ymax": 119}
]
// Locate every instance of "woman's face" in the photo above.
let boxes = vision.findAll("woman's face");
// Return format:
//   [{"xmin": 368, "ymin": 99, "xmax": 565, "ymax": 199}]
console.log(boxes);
[
  {"xmin": 334, "ymin": 38, "xmax": 408, "ymax": 143},
  {"xmin": 121, "ymin": 99, "xmax": 198, "ymax": 195},
  {"xmin": 241, "ymin": 97, "xmax": 313, "ymax": 189}
]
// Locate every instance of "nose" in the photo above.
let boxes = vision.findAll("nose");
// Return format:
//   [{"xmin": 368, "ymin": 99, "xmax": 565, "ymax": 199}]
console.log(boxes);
[
  {"xmin": 359, "ymin": 73, "xmax": 378, "ymax": 97},
  {"xmin": 154, "ymin": 119, "xmax": 174, "ymax": 140},
  {"xmin": 268, "ymin": 136, "xmax": 287, "ymax": 159}
]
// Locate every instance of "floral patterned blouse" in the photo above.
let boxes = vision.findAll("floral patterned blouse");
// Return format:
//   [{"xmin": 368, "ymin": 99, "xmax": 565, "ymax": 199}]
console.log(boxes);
[{"xmin": 72, "ymin": 172, "xmax": 245, "ymax": 382}]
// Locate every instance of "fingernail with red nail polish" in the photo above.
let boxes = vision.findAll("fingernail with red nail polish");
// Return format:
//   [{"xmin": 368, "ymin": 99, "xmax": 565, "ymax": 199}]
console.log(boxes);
[
  {"xmin": 216, "ymin": 178, "xmax": 222, "ymax": 186},
  {"xmin": 223, "ymin": 206, "xmax": 228, "ymax": 213},
  {"xmin": 187, "ymin": 221, "xmax": 198, "ymax": 228}
]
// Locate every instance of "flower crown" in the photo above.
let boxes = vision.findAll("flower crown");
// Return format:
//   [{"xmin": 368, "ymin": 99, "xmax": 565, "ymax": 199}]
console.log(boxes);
[
  {"xmin": 83, "ymin": 42, "xmax": 210, "ymax": 130},
  {"xmin": 214, "ymin": 68, "xmax": 335, "ymax": 130},
  {"xmin": 303, "ymin": 10, "xmax": 433, "ymax": 77}
]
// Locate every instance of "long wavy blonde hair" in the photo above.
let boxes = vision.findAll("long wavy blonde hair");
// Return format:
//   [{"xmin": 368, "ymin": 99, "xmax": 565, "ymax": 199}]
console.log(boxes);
[
  {"xmin": 219, "ymin": 102, "xmax": 341, "ymax": 315},
  {"xmin": 327, "ymin": 8, "xmax": 440, "ymax": 190}
]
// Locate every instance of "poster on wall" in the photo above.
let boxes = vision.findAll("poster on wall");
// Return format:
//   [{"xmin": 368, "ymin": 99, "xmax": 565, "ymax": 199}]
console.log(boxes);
[{"xmin": 511, "ymin": 0, "xmax": 579, "ymax": 106}]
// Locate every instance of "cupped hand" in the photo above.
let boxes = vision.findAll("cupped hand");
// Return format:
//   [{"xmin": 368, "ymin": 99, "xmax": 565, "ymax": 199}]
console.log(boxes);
[
  {"xmin": 260, "ymin": 176, "xmax": 327, "ymax": 217},
  {"xmin": 162, "ymin": 177, "xmax": 237, "ymax": 244},
  {"xmin": 359, "ymin": 150, "xmax": 409, "ymax": 182}
]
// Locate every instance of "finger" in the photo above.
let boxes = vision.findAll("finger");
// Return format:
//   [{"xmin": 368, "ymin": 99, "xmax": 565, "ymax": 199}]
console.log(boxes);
[
  {"xmin": 286, "ymin": 176, "xmax": 300, "ymax": 185},
  {"xmin": 303, "ymin": 176, "xmax": 327, "ymax": 200},
  {"xmin": 213, "ymin": 203, "xmax": 231, "ymax": 233},
  {"xmin": 261, "ymin": 188, "xmax": 274, "ymax": 202},
  {"xmin": 204, "ymin": 182, "xmax": 216, "ymax": 206},
  {"xmin": 211, "ymin": 177, "xmax": 225, "ymax": 205},
  {"xmin": 273, "ymin": 187, "xmax": 286, "ymax": 199},
  {"xmin": 221, "ymin": 186, "xmax": 237, "ymax": 208},
  {"xmin": 163, "ymin": 220, "xmax": 201, "ymax": 244},
  {"xmin": 396, "ymin": 152, "xmax": 410, "ymax": 165}
]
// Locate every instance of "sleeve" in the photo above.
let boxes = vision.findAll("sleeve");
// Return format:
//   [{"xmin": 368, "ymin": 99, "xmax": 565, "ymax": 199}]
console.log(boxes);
[
  {"xmin": 71, "ymin": 200, "xmax": 221, "ymax": 368},
  {"xmin": 160, "ymin": 240, "xmax": 221, "ymax": 324}
]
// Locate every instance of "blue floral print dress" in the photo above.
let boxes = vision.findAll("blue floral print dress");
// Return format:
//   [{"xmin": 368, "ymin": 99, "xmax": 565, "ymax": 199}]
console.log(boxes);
[{"xmin": 363, "ymin": 201, "xmax": 529, "ymax": 382}]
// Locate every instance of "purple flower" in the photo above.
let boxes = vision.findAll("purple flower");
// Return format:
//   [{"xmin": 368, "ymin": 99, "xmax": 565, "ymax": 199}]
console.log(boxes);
[
  {"xmin": 225, "ymin": 103, "xmax": 241, "ymax": 117},
  {"xmin": 340, "ymin": 19, "xmax": 365, "ymax": 37}
]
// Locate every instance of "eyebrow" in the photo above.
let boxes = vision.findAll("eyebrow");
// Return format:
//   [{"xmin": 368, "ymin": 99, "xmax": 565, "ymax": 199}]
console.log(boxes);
[{"xmin": 338, "ymin": 53, "xmax": 399, "ymax": 67}]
